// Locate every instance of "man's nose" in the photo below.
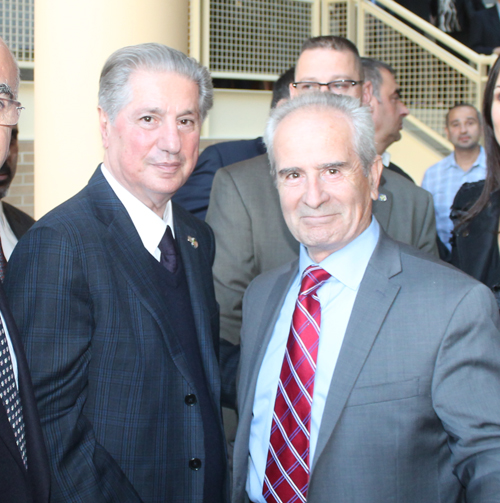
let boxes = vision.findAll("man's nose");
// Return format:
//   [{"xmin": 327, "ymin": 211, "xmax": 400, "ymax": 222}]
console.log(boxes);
[
  {"xmin": 303, "ymin": 176, "xmax": 329, "ymax": 208},
  {"xmin": 157, "ymin": 122, "xmax": 181, "ymax": 154}
]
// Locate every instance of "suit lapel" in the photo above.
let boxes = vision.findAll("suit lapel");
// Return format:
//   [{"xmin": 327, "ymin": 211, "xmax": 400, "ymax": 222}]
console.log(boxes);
[
  {"xmin": 311, "ymin": 233, "xmax": 402, "ymax": 471},
  {"xmin": 174, "ymin": 212, "xmax": 218, "ymax": 387},
  {"xmin": 372, "ymin": 169, "xmax": 393, "ymax": 231},
  {"xmin": 237, "ymin": 261, "xmax": 298, "ymax": 451},
  {"xmin": 88, "ymin": 168, "xmax": 197, "ymax": 386}
]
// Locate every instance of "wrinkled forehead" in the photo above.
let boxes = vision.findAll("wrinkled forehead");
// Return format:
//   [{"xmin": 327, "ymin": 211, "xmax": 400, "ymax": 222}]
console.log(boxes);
[{"xmin": 296, "ymin": 48, "xmax": 361, "ymax": 81}]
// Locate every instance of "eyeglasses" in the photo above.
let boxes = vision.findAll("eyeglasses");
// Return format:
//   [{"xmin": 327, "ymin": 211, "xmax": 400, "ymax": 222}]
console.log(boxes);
[
  {"xmin": 292, "ymin": 80, "xmax": 364, "ymax": 94},
  {"xmin": 0, "ymin": 97, "xmax": 24, "ymax": 126}
]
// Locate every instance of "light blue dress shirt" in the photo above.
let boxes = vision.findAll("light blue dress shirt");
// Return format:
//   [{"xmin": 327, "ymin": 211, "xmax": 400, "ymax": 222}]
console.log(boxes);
[
  {"xmin": 422, "ymin": 147, "xmax": 486, "ymax": 250},
  {"xmin": 246, "ymin": 218, "xmax": 380, "ymax": 503}
]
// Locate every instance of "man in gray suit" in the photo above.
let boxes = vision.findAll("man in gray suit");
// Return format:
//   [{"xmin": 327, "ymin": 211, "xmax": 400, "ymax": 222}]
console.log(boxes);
[
  {"xmin": 206, "ymin": 36, "xmax": 438, "ymax": 347},
  {"xmin": 233, "ymin": 92, "xmax": 500, "ymax": 503}
]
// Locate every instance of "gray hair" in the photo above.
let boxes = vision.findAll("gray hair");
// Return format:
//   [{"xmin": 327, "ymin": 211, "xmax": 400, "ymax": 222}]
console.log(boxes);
[
  {"xmin": 361, "ymin": 58, "xmax": 395, "ymax": 103},
  {"xmin": 264, "ymin": 92, "xmax": 376, "ymax": 177},
  {"xmin": 98, "ymin": 43, "xmax": 213, "ymax": 122}
]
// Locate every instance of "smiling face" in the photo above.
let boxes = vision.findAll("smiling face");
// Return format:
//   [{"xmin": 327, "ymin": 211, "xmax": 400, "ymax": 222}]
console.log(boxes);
[
  {"xmin": 446, "ymin": 105, "xmax": 482, "ymax": 152},
  {"xmin": 370, "ymin": 68, "xmax": 409, "ymax": 154},
  {"xmin": 99, "ymin": 69, "xmax": 201, "ymax": 216},
  {"xmin": 274, "ymin": 107, "xmax": 382, "ymax": 263}
]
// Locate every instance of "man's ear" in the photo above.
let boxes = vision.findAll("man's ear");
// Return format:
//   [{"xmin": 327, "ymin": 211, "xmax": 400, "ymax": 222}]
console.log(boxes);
[
  {"xmin": 98, "ymin": 107, "xmax": 110, "ymax": 149},
  {"xmin": 361, "ymin": 80, "xmax": 373, "ymax": 106},
  {"xmin": 369, "ymin": 155, "xmax": 384, "ymax": 201}
]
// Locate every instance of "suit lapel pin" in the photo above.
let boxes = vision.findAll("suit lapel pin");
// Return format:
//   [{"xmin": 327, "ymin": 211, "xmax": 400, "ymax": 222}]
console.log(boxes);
[
  {"xmin": 187, "ymin": 236, "xmax": 198, "ymax": 249},
  {"xmin": 378, "ymin": 193, "xmax": 387, "ymax": 202}
]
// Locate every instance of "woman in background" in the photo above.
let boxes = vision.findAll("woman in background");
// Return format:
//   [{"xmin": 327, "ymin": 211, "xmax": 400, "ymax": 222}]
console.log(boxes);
[{"xmin": 450, "ymin": 55, "xmax": 500, "ymax": 306}]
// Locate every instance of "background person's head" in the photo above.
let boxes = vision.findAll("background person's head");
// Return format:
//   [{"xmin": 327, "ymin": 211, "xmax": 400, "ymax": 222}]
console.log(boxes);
[
  {"xmin": 362, "ymin": 58, "xmax": 409, "ymax": 155},
  {"xmin": 291, "ymin": 36, "xmax": 371, "ymax": 105},
  {"xmin": 444, "ymin": 103, "xmax": 482, "ymax": 152}
]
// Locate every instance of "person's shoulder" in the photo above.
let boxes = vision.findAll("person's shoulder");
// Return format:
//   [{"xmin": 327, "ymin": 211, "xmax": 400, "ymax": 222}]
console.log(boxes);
[
  {"xmin": 246, "ymin": 257, "xmax": 298, "ymax": 296},
  {"xmin": 452, "ymin": 179, "xmax": 485, "ymax": 211},
  {"xmin": 2, "ymin": 201, "xmax": 35, "ymax": 224},
  {"xmin": 383, "ymin": 168, "xmax": 432, "ymax": 201},
  {"xmin": 203, "ymin": 137, "xmax": 265, "ymax": 163},
  {"xmin": 389, "ymin": 236, "xmax": 489, "ymax": 294},
  {"xmin": 217, "ymin": 153, "xmax": 272, "ymax": 187}
]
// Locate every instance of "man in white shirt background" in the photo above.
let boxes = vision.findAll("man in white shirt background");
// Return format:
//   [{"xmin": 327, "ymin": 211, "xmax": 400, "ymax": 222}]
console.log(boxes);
[{"xmin": 422, "ymin": 103, "xmax": 486, "ymax": 253}]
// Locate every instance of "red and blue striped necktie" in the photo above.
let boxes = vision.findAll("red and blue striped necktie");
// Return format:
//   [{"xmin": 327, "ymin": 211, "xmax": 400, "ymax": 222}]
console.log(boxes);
[{"xmin": 263, "ymin": 265, "xmax": 331, "ymax": 503}]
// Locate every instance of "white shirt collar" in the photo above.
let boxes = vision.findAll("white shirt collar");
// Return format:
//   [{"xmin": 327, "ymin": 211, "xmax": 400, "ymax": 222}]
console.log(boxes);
[
  {"xmin": 381, "ymin": 151, "xmax": 391, "ymax": 168},
  {"xmin": 101, "ymin": 164, "xmax": 173, "ymax": 260},
  {"xmin": 299, "ymin": 217, "xmax": 380, "ymax": 291}
]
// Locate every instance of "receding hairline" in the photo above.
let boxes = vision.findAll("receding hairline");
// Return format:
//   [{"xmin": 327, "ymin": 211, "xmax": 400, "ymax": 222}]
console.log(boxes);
[
  {"xmin": 296, "ymin": 46, "xmax": 364, "ymax": 81},
  {"xmin": 446, "ymin": 103, "xmax": 481, "ymax": 125},
  {"xmin": 0, "ymin": 39, "xmax": 19, "ymax": 98}
]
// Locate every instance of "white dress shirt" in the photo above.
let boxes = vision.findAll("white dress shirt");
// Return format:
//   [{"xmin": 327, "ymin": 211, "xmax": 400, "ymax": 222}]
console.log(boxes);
[
  {"xmin": 247, "ymin": 218, "xmax": 380, "ymax": 502},
  {"xmin": 101, "ymin": 164, "xmax": 174, "ymax": 260},
  {"xmin": 0, "ymin": 201, "xmax": 19, "ymax": 260}
]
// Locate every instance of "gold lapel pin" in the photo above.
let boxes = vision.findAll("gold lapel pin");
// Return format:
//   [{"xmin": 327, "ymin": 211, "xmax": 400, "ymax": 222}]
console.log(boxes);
[
  {"xmin": 378, "ymin": 194, "xmax": 387, "ymax": 202},
  {"xmin": 187, "ymin": 236, "xmax": 198, "ymax": 249}
]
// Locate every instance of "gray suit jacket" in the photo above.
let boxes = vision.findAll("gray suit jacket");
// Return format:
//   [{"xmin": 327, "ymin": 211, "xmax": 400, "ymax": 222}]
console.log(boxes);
[
  {"xmin": 206, "ymin": 153, "xmax": 438, "ymax": 344},
  {"xmin": 233, "ymin": 231, "xmax": 500, "ymax": 502}
]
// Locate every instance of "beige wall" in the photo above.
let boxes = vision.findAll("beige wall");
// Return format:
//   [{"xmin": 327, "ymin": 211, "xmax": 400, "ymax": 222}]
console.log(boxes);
[
  {"xmin": 388, "ymin": 129, "xmax": 444, "ymax": 185},
  {"xmin": 34, "ymin": 0, "xmax": 189, "ymax": 218}
]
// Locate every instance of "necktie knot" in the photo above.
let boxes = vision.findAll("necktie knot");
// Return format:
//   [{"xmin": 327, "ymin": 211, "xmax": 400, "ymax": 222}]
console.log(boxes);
[{"xmin": 300, "ymin": 265, "xmax": 331, "ymax": 297}]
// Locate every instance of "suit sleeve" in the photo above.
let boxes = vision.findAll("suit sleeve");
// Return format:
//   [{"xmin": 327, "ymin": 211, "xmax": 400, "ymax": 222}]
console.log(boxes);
[
  {"xmin": 172, "ymin": 145, "xmax": 224, "ymax": 220},
  {"xmin": 432, "ymin": 283, "xmax": 500, "ymax": 500},
  {"xmin": 4, "ymin": 226, "xmax": 142, "ymax": 503},
  {"xmin": 206, "ymin": 167, "xmax": 256, "ymax": 346},
  {"xmin": 415, "ymin": 188, "xmax": 439, "ymax": 257}
]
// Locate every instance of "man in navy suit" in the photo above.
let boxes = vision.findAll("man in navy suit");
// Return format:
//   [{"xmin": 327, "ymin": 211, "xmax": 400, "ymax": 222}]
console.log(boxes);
[
  {"xmin": 0, "ymin": 37, "xmax": 49, "ymax": 503},
  {"xmin": 5, "ymin": 43, "xmax": 236, "ymax": 503},
  {"xmin": 173, "ymin": 67, "xmax": 295, "ymax": 220},
  {"xmin": 470, "ymin": 1, "xmax": 500, "ymax": 55}
]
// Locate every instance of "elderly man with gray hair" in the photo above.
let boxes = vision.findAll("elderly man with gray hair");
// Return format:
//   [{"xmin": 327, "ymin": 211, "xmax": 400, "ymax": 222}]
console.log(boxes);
[
  {"xmin": 5, "ymin": 43, "xmax": 236, "ymax": 503},
  {"xmin": 232, "ymin": 92, "xmax": 500, "ymax": 503}
]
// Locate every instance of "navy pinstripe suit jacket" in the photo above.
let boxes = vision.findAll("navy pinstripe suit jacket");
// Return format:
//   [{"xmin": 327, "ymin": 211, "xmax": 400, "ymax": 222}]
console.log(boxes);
[{"xmin": 5, "ymin": 167, "xmax": 235, "ymax": 503}]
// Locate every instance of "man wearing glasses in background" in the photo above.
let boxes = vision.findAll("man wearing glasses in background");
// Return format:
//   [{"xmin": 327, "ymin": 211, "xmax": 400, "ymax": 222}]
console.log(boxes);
[
  {"xmin": 206, "ymin": 35, "xmax": 438, "ymax": 355},
  {"xmin": 0, "ymin": 36, "xmax": 49, "ymax": 503}
]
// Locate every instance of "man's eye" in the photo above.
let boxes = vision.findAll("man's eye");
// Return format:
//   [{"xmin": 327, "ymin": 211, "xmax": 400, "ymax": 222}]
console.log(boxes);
[
  {"xmin": 141, "ymin": 116, "xmax": 153, "ymax": 123},
  {"xmin": 333, "ymin": 83, "xmax": 348, "ymax": 90}
]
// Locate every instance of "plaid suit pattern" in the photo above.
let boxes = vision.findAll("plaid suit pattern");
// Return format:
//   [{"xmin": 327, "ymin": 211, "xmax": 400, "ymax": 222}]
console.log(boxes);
[{"xmin": 5, "ymin": 168, "xmax": 235, "ymax": 503}]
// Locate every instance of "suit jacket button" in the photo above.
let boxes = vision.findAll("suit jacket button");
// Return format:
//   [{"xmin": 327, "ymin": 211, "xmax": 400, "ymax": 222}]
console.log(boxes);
[
  {"xmin": 462, "ymin": 230, "xmax": 470, "ymax": 237},
  {"xmin": 189, "ymin": 458, "xmax": 202, "ymax": 470},
  {"xmin": 185, "ymin": 394, "xmax": 197, "ymax": 406}
]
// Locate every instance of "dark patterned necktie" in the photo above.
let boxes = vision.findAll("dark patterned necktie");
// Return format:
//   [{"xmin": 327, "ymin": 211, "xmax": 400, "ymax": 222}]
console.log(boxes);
[
  {"xmin": 263, "ymin": 265, "xmax": 330, "ymax": 503},
  {"xmin": 0, "ymin": 316, "xmax": 27, "ymax": 468},
  {"xmin": 159, "ymin": 226, "xmax": 178, "ymax": 273}
]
